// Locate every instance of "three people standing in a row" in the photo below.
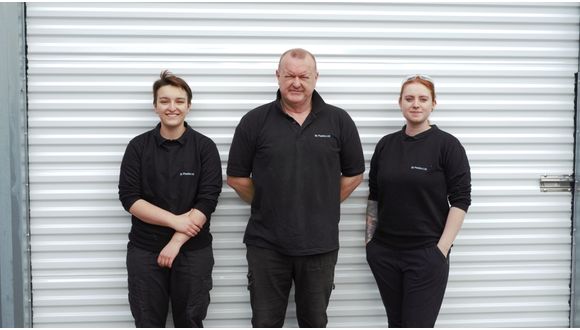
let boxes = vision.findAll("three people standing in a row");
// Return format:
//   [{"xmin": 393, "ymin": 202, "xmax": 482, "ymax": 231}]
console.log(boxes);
[{"xmin": 118, "ymin": 48, "xmax": 471, "ymax": 328}]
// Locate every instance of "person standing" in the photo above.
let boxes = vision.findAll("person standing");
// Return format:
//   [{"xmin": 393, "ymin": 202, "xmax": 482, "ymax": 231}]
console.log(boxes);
[
  {"xmin": 118, "ymin": 70, "xmax": 222, "ymax": 327},
  {"xmin": 227, "ymin": 48, "xmax": 365, "ymax": 327},
  {"xmin": 366, "ymin": 74, "xmax": 471, "ymax": 327}
]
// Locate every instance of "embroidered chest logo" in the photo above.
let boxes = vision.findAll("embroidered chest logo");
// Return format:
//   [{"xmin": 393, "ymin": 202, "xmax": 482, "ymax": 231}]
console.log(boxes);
[
  {"xmin": 180, "ymin": 172, "xmax": 195, "ymax": 176},
  {"xmin": 314, "ymin": 134, "xmax": 332, "ymax": 138},
  {"xmin": 410, "ymin": 166, "xmax": 429, "ymax": 172}
]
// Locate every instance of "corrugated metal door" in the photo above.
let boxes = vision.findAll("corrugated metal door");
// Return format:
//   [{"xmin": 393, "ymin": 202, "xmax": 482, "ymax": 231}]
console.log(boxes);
[{"xmin": 26, "ymin": 2, "xmax": 579, "ymax": 327}]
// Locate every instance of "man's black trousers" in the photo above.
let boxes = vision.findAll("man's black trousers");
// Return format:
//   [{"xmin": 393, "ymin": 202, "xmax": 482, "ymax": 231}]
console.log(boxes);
[
  {"xmin": 126, "ymin": 242, "xmax": 214, "ymax": 328},
  {"xmin": 246, "ymin": 245, "xmax": 338, "ymax": 328},
  {"xmin": 366, "ymin": 239, "xmax": 450, "ymax": 328}
]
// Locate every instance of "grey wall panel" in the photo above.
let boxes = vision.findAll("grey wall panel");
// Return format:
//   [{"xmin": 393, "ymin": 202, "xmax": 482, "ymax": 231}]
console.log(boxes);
[
  {"xmin": 0, "ymin": 2, "xmax": 31, "ymax": 327},
  {"xmin": 26, "ymin": 2, "xmax": 579, "ymax": 327}
]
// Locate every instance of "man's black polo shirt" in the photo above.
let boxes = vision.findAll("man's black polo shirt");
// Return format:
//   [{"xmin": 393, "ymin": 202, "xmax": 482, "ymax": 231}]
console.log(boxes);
[
  {"xmin": 227, "ymin": 90, "xmax": 365, "ymax": 256},
  {"xmin": 118, "ymin": 122, "xmax": 222, "ymax": 253}
]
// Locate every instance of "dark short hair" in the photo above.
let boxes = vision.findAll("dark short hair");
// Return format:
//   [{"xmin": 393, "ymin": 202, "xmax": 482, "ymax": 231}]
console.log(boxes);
[{"xmin": 152, "ymin": 70, "xmax": 193, "ymax": 105}]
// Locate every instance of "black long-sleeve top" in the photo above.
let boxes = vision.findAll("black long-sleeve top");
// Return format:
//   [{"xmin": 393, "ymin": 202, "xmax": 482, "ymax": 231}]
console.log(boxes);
[
  {"xmin": 118, "ymin": 122, "xmax": 222, "ymax": 252},
  {"xmin": 368, "ymin": 125, "xmax": 471, "ymax": 250}
]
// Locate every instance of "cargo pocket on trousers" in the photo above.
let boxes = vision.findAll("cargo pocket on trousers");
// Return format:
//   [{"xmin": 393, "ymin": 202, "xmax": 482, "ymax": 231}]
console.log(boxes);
[
  {"xmin": 247, "ymin": 271, "xmax": 254, "ymax": 291},
  {"xmin": 186, "ymin": 275, "xmax": 213, "ymax": 322},
  {"xmin": 246, "ymin": 271, "xmax": 257, "ymax": 306},
  {"xmin": 127, "ymin": 276, "xmax": 149, "ymax": 325}
]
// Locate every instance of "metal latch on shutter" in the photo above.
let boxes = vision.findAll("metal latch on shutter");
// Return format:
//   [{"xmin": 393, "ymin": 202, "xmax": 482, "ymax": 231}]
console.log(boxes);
[{"xmin": 539, "ymin": 174, "xmax": 574, "ymax": 192}]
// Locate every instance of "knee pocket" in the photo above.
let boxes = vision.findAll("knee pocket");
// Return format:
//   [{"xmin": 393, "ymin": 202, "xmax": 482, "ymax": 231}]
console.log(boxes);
[
  {"xmin": 128, "ymin": 276, "xmax": 158, "ymax": 326},
  {"xmin": 246, "ymin": 271, "xmax": 253, "ymax": 291},
  {"xmin": 185, "ymin": 276, "xmax": 213, "ymax": 322}
]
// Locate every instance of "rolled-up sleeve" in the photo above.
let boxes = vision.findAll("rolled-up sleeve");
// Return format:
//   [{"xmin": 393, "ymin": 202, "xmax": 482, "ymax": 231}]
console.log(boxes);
[
  {"xmin": 118, "ymin": 141, "xmax": 142, "ymax": 212},
  {"xmin": 368, "ymin": 138, "xmax": 384, "ymax": 202},
  {"xmin": 193, "ymin": 138, "xmax": 223, "ymax": 220},
  {"xmin": 445, "ymin": 140, "xmax": 471, "ymax": 212}
]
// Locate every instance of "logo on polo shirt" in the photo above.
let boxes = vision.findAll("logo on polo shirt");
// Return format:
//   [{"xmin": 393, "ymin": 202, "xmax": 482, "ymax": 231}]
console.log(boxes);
[
  {"xmin": 314, "ymin": 134, "xmax": 332, "ymax": 138},
  {"xmin": 180, "ymin": 172, "xmax": 195, "ymax": 176},
  {"xmin": 410, "ymin": 166, "xmax": 429, "ymax": 172}
]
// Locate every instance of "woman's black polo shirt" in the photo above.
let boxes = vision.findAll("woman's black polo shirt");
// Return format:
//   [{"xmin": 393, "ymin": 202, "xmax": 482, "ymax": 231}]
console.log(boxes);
[
  {"xmin": 118, "ymin": 122, "xmax": 222, "ymax": 253},
  {"xmin": 227, "ymin": 90, "xmax": 365, "ymax": 256}
]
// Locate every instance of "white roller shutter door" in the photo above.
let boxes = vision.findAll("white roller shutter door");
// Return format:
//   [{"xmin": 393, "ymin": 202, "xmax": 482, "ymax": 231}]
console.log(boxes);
[{"xmin": 26, "ymin": 2, "xmax": 579, "ymax": 327}]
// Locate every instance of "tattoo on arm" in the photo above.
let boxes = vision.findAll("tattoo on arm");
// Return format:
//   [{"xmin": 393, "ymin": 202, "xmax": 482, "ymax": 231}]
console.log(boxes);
[{"xmin": 366, "ymin": 200, "xmax": 378, "ymax": 244}]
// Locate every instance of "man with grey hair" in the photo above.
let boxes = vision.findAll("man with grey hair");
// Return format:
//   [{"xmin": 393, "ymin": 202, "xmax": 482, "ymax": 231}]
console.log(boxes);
[{"xmin": 227, "ymin": 48, "xmax": 365, "ymax": 327}]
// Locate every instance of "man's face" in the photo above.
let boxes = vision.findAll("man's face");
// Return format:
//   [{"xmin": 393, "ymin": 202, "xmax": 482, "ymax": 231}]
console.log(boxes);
[
  {"xmin": 276, "ymin": 54, "xmax": 318, "ymax": 109},
  {"xmin": 154, "ymin": 85, "xmax": 190, "ymax": 130}
]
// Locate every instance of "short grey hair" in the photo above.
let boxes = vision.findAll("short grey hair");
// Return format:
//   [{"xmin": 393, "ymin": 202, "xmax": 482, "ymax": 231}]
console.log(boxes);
[{"xmin": 278, "ymin": 48, "xmax": 317, "ymax": 71}]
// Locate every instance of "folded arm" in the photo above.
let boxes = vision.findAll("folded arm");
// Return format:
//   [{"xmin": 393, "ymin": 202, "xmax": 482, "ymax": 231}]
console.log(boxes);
[
  {"xmin": 340, "ymin": 173, "xmax": 363, "ymax": 202},
  {"xmin": 227, "ymin": 176, "xmax": 255, "ymax": 204},
  {"xmin": 128, "ymin": 200, "xmax": 202, "ymax": 237},
  {"xmin": 157, "ymin": 209, "xmax": 208, "ymax": 268}
]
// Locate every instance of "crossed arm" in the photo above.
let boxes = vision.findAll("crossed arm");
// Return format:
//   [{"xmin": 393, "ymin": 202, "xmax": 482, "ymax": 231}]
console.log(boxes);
[{"xmin": 129, "ymin": 200, "xmax": 207, "ymax": 268}]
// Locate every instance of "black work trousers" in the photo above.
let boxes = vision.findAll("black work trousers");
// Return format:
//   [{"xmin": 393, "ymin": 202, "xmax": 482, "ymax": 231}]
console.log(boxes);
[
  {"xmin": 246, "ymin": 245, "xmax": 338, "ymax": 328},
  {"xmin": 366, "ymin": 239, "xmax": 449, "ymax": 328},
  {"xmin": 126, "ymin": 242, "xmax": 214, "ymax": 328}
]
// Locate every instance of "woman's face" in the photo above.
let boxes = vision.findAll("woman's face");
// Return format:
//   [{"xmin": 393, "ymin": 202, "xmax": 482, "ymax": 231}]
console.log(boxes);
[
  {"xmin": 154, "ymin": 85, "xmax": 190, "ymax": 130},
  {"xmin": 399, "ymin": 82, "xmax": 436, "ymax": 126}
]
